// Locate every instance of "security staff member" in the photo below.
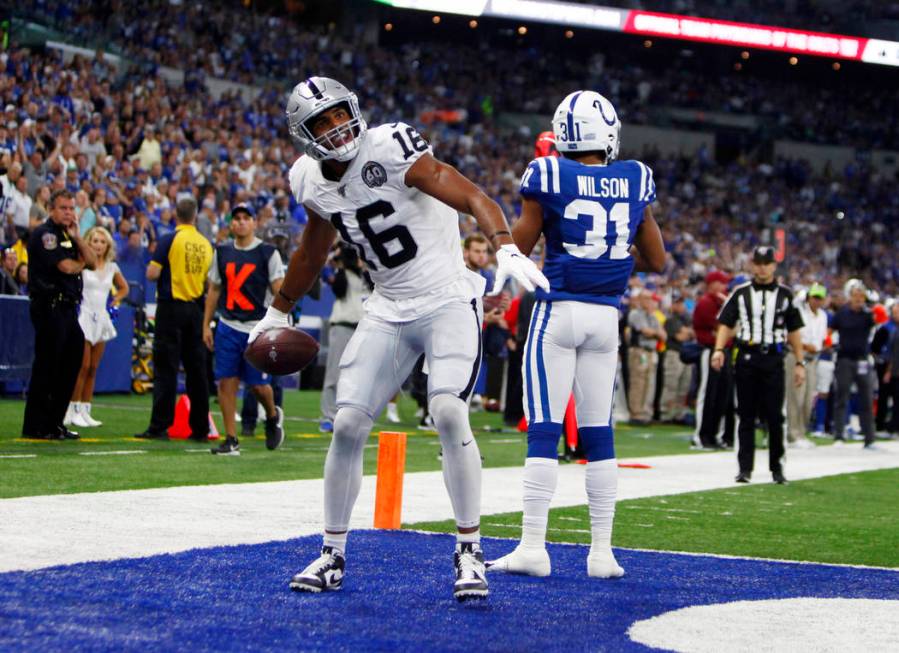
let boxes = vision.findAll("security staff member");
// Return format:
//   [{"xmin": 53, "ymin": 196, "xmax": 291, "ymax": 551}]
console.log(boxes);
[
  {"xmin": 711, "ymin": 246, "xmax": 805, "ymax": 484},
  {"xmin": 22, "ymin": 190, "xmax": 97, "ymax": 439},
  {"xmin": 135, "ymin": 197, "xmax": 213, "ymax": 440}
]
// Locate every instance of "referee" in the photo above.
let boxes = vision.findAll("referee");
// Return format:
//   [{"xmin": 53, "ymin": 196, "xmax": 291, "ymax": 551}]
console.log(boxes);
[{"xmin": 711, "ymin": 246, "xmax": 805, "ymax": 484}]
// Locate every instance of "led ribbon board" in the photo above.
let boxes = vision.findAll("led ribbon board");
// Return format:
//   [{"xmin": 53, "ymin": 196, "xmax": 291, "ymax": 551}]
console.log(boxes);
[{"xmin": 374, "ymin": 0, "xmax": 899, "ymax": 67}]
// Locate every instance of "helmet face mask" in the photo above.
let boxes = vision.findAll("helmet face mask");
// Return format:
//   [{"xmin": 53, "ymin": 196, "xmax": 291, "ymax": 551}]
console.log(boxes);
[
  {"xmin": 551, "ymin": 90, "xmax": 620, "ymax": 163},
  {"xmin": 286, "ymin": 77, "xmax": 368, "ymax": 162}
]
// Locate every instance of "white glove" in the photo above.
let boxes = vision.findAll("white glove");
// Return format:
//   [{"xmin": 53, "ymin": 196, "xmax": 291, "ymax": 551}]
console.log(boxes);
[
  {"xmin": 247, "ymin": 306, "xmax": 290, "ymax": 344},
  {"xmin": 490, "ymin": 244, "xmax": 550, "ymax": 295}
]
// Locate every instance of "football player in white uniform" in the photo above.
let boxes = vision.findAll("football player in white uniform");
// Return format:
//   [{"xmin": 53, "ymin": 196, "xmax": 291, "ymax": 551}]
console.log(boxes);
[{"xmin": 248, "ymin": 77, "xmax": 548, "ymax": 601}]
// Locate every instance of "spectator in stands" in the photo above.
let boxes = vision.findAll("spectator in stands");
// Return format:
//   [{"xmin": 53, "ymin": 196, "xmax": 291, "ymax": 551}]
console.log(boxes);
[
  {"xmin": 830, "ymin": 280, "xmax": 877, "ymax": 448},
  {"xmin": 0, "ymin": 247, "xmax": 19, "ymax": 295},
  {"xmin": 133, "ymin": 125, "xmax": 162, "ymax": 171},
  {"xmin": 30, "ymin": 186, "xmax": 51, "ymax": 226},
  {"xmin": 135, "ymin": 197, "xmax": 213, "ymax": 441},
  {"xmin": 660, "ymin": 294, "xmax": 693, "ymax": 423},
  {"xmin": 14, "ymin": 261, "xmax": 28, "ymax": 295},
  {"xmin": 74, "ymin": 190, "xmax": 95, "ymax": 235},
  {"xmin": 628, "ymin": 291, "xmax": 665, "ymax": 425},
  {"xmin": 693, "ymin": 270, "xmax": 733, "ymax": 449},
  {"xmin": 872, "ymin": 304, "xmax": 895, "ymax": 435},
  {"xmin": 785, "ymin": 284, "xmax": 828, "ymax": 448},
  {"xmin": 65, "ymin": 226, "xmax": 128, "ymax": 428}
]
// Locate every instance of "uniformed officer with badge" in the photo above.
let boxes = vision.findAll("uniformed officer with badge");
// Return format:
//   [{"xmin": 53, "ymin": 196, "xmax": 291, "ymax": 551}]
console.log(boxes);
[{"xmin": 22, "ymin": 189, "xmax": 97, "ymax": 439}]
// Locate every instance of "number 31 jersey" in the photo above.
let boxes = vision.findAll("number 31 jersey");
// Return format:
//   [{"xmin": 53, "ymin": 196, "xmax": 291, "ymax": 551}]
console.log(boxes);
[
  {"xmin": 289, "ymin": 122, "xmax": 469, "ymax": 306},
  {"xmin": 520, "ymin": 156, "xmax": 656, "ymax": 307}
]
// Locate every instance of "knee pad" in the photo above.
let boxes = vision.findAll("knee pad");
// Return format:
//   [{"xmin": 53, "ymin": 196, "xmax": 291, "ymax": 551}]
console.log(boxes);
[
  {"xmin": 527, "ymin": 422, "xmax": 562, "ymax": 460},
  {"xmin": 429, "ymin": 393, "xmax": 469, "ymax": 442},
  {"xmin": 579, "ymin": 425, "xmax": 615, "ymax": 462},
  {"xmin": 333, "ymin": 406, "xmax": 373, "ymax": 446}
]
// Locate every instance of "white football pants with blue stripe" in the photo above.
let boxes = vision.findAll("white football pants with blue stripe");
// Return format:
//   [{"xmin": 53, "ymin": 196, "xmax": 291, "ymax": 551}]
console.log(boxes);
[{"xmin": 507, "ymin": 300, "xmax": 623, "ymax": 576}]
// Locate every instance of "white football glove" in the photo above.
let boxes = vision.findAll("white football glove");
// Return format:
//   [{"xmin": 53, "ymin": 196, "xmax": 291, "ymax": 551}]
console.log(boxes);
[
  {"xmin": 247, "ymin": 306, "xmax": 290, "ymax": 344},
  {"xmin": 490, "ymin": 244, "xmax": 550, "ymax": 295}
]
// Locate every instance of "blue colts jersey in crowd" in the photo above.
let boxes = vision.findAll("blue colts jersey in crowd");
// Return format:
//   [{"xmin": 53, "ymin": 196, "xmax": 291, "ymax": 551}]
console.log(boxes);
[{"xmin": 519, "ymin": 156, "xmax": 656, "ymax": 307}]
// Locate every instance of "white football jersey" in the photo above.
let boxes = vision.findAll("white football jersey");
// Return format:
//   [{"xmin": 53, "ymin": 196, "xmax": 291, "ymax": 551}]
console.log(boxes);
[{"xmin": 289, "ymin": 122, "xmax": 476, "ymax": 321}]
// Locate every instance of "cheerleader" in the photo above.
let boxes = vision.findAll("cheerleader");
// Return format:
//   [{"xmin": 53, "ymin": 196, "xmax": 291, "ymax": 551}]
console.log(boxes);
[{"xmin": 65, "ymin": 226, "xmax": 129, "ymax": 428}]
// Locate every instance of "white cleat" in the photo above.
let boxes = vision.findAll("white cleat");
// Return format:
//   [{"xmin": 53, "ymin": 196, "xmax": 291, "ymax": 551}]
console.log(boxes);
[
  {"xmin": 486, "ymin": 546, "xmax": 551, "ymax": 577},
  {"xmin": 587, "ymin": 548, "xmax": 625, "ymax": 578},
  {"xmin": 385, "ymin": 403, "xmax": 401, "ymax": 424},
  {"xmin": 81, "ymin": 404, "xmax": 102, "ymax": 427}
]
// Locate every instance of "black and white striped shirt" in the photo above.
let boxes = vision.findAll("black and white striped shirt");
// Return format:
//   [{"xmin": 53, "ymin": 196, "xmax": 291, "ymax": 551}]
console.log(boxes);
[{"xmin": 718, "ymin": 281, "xmax": 803, "ymax": 348}]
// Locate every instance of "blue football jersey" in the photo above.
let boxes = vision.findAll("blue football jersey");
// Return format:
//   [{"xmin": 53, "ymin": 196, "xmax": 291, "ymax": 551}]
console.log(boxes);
[{"xmin": 519, "ymin": 156, "xmax": 655, "ymax": 307}]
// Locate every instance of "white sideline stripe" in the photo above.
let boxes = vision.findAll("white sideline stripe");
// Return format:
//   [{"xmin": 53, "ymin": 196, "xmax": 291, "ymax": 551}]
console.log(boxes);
[
  {"xmin": 0, "ymin": 442, "xmax": 897, "ymax": 573},
  {"xmin": 79, "ymin": 451, "xmax": 147, "ymax": 456},
  {"xmin": 0, "ymin": 454, "xmax": 37, "ymax": 459}
]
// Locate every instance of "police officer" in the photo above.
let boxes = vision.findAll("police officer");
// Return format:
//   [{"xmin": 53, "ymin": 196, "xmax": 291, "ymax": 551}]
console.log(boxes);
[
  {"xmin": 711, "ymin": 246, "xmax": 805, "ymax": 484},
  {"xmin": 135, "ymin": 197, "xmax": 213, "ymax": 440},
  {"xmin": 22, "ymin": 189, "xmax": 98, "ymax": 439}
]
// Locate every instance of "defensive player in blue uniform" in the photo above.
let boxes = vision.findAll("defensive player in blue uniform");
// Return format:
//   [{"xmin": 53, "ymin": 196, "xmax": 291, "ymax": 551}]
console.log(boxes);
[{"xmin": 488, "ymin": 91, "xmax": 665, "ymax": 578}]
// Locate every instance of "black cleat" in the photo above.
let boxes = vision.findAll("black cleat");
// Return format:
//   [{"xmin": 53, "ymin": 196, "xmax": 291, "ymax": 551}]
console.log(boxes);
[
  {"xmin": 290, "ymin": 546, "xmax": 345, "ymax": 593},
  {"xmin": 57, "ymin": 426, "xmax": 80, "ymax": 440},
  {"xmin": 735, "ymin": 471, "xmax": 751, "ymax": 483},
  {"xmin": 265, "ymin": 406, "xmax": 285, "ymax": 451},
  {"xmin": 454, "ymin": 542, "xmax": 489, "ymax": 602},
  {"xmin": 772, "ymin": 471, "xmax": 788, "ymax": 485},
  {"xmin": 134, "ymin": 430, "xmax": 169, "ymax": 440},
  {"xmin": 211, "ymin": 436, "xmax": 240, "ymax": 456}
]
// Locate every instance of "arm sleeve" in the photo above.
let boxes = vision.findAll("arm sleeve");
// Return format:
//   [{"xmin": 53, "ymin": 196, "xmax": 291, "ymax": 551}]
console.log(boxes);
[
  {"xmin": 151, "ymin": 233, "xmax": 173, "ymax": 268},
  {"xmin": 518, "ymin": 159, "xmax": 547, "ymax": 200},
  {"xmin": 267, "ymin": 248, "xmax": 284, "ymax": 282},
  {"xmin": 207, "ymin": 249, "xmax": 220, "ymax": 285},
  {"xmin": 717, "ymin": 292, "xmax": 739, "ymax": 328},
  {"xmin": 633, "ymin": 161, "xmax": 656, "ymax": 208},
  {"xmin": 382, "ymin": 122, "xmax": 433, "ymax": 191},
  {"xmin": 785, "ymin": 292, "xmax": 804, "ymax": 331}
]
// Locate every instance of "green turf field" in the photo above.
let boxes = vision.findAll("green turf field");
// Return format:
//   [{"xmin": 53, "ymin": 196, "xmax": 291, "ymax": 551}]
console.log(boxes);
[
  {"xmin": 0, "ymin": 391, "xmax": 699, "ymax": 498},
  {"xmin": 410, "ymin": 468, "xmax": 899, "ymax": 568}
]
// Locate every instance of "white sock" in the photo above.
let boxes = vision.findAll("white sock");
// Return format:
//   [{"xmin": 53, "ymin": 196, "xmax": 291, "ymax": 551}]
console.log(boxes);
[
  {"xmin": 456, "ymin": 529, "xmax": 480, "ymax": 545},
  {"xmin": 323, "ymin": 532, "xmax": 348, "ymax": 555},
  {"xmin": 322, "ymin": 406, "xmax": 372, "ymax": 550},
  {"xmin": 430, "ymin": 394, "xmax": 481, "ymax": 531},
  {"xmin": 585, "ymin": 459, "xmax": 618, "ymax": 553},
  {"xmin": 84, "ymin": 403, "xmax": 91, "ymax": 415},
  {"xmin": 520, "ymin": 457, "xmax": 558, "ymax": 550}
]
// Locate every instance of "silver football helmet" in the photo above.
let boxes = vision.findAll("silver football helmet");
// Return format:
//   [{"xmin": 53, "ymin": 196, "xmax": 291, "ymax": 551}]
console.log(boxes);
[
  {"xmin": 552, "ymin": 90, "xmax": 620, "ymax": 163},
  {"xmin": 286, "ymin": 77, "xmax": 367, "ymax": 162}
]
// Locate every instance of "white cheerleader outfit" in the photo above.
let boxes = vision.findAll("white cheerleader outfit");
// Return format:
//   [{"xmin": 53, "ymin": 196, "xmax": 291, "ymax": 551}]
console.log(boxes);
[{"xmin": 79, "ymin": 262, "xmax": 119, "ymax": 344}]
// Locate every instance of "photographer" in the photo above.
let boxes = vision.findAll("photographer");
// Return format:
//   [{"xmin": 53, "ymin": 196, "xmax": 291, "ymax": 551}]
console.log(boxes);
[{"xmin": 319, "ymin": 241, "xmax": 371, "ymax": 432}]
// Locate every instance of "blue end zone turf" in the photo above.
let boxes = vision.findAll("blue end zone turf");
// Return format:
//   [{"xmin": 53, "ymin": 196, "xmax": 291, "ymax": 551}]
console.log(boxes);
[{"xmin": 1, "ymin": 531, "xmax": 897, "ymax": 652}]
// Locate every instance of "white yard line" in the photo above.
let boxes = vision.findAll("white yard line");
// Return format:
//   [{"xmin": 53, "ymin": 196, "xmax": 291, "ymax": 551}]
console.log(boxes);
[{"xmin": 0, "ymin": 442, "xmax": 896, "ymax": 573}]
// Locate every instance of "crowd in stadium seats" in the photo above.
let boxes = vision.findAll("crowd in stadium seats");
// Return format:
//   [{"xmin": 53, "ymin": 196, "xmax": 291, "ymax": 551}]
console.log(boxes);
[{"xmin": 18, "ymin": 2, "xmax": 899, "ymax": 150}]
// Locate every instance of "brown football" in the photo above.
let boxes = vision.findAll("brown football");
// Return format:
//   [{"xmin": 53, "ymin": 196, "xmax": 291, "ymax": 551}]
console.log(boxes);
[{"xmin": 244, "ymin": 327, "xmax": 320, "ymax": 375}]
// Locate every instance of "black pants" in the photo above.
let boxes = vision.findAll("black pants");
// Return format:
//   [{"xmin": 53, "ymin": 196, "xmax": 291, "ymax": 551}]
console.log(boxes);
[
  {"xmin": 22, "ymin": 300, "xmax": 84, "ymax": 436},
  {"xmin": 875, "ymin": 362, "xmax": 890, "ymax": 431},
  {"xmin": 889, "ymin": 378, "xmax": 899, "ymax": 434},
  {"xmin": 734, "ymin": 352, "xmax": 785, "ymax": 474},
  {"xmin": 148, "ymin": 300, "xmax": 209, "ymax": 437},
  {"xmin": 696, "ymin": 347, "xmax": 735, "ymax": 447}
]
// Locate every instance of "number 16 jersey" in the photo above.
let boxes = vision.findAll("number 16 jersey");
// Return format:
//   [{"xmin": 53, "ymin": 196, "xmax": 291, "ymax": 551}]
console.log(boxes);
[
  {"xmin": 289, "ymin": 122, "xmax": 475, "ymax": 321},
  {"xmin": 520, "ymin": 156, "xmax": 656, "ymax": 308}
]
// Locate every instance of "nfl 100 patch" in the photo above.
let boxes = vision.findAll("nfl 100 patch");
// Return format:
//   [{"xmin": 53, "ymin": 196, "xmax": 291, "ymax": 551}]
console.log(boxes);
[{"xmin": 362, "ymin": 161, "xmax": 388, "ymax": 188}]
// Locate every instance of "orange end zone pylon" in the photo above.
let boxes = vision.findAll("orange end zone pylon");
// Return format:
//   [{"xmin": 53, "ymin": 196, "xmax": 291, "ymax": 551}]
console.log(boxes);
[
  {"xmin": 167, "ymin": 394, "xmax": 220, "ymax": 440},
  {"xmin": 374, "ymin": 431, "xmax": 407, "ymax": 529}
]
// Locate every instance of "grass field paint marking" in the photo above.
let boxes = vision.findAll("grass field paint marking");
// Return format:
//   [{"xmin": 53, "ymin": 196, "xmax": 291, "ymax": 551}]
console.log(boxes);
[
  {"xmin": 0, "ymin": 454, "xmax": 37, "ymax": 459},
  {"xmin": 80, "ymin": 451, "xmax": 148, "ymax": 456}
]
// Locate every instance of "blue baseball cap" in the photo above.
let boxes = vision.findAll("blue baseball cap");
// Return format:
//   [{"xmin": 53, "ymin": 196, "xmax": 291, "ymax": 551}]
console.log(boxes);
[{"xmin": 232, "ymin": 203, "xmax": 255, "ymax": 218}]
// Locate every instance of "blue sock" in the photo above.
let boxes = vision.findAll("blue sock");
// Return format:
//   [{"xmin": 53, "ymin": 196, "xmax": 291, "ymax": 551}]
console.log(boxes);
[{"xmin": 815, "ymin": 397, "xmax": 827, "ymax": 432}]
